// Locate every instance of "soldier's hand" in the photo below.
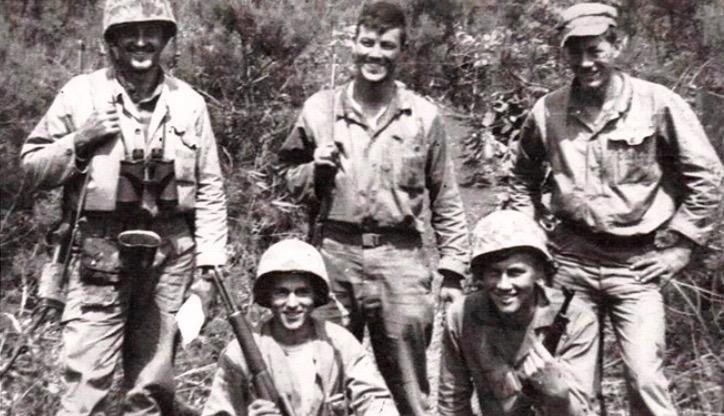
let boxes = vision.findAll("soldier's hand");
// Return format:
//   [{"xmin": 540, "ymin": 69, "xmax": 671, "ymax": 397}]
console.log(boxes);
[
  {"xmin": 248, "ymin": 399, "xmax": 282, "ymax": 416},
  {"xmin": 519, "ymin": 340, "xmax": 569, "ymax": 402},
  {"xmin": 74, "ymin": 107, "xmax": 120, "ymax": 156},
  {"xmin": 313, "ymin": 143, "xmax": 340, "ymax": 184},
  {"xmin": 438, "ymin": 270, "xmax": 464, "ymax": 307},
  {"xmin": 630, "ymin": 245, "xmax": 692, "ymax": 285}
]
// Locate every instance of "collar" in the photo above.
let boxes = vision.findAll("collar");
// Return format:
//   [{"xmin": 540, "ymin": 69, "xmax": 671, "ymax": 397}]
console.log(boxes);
[
  {"xmin": 339, "ymin": 80, "xmax": 413, "ymax": 128},
  {"xmin": 566, "ymin": 70, "xmax": 632, "ymax": 121},
  {"xmin": 108, "ymin": 66, "xmax": 166, "ymax": 106}
]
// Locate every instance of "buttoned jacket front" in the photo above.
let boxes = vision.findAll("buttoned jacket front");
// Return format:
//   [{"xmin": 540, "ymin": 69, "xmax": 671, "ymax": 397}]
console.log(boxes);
[
  {"xmin": 508, "ymin": 73, "xmax": 723, "ymax": 246},
  {"xmin": 280, "ymin": 82, "xmax": 468, "ymax": 275}
]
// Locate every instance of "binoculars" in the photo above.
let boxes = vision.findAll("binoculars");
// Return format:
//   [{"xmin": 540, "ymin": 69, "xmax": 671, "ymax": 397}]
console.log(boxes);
[{"xmin": 117, "ymin": 148, "xmax": 178, "ymax": 211}]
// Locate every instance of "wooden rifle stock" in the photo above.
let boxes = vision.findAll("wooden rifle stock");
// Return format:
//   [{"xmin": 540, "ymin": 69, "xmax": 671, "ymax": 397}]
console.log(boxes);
[
  {"xmin": 209, "ymin": 269, "xmax": 290, "ymax": 415},
  {"xmin": 543, "ymin": 286, "xmax": 575, "ymax": 354}
]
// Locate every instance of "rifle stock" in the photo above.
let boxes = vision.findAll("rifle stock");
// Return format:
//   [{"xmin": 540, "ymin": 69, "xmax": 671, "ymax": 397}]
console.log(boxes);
[{"xmin": 210, "ymin": 269, "xmax": 290, "ymax": 416}]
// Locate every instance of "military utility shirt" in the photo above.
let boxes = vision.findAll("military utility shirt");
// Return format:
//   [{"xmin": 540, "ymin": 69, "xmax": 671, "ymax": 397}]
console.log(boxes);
[
  {"xmin": 21, "ymin": 68, "xmax": 227, "ymax": 266},
  {"xmin": 202, "ymin": 317, "xmax": 399, "ymax": 416},
  {"xmin": 508, "ymin": 72, "xmax": 723, "ymax": 246},
  {"xmin": 280, "ymin": 82, "xmax": 469, "ymax": 276},
  {"xmin": 438, "ymin": 285, "xmax": 598, "ymax": 416}
]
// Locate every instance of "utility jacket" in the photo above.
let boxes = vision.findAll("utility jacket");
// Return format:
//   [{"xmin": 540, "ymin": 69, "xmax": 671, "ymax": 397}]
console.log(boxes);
[
  {"xmin": 279, "ymin": 81, "xmax": 469, "ymax": 276},
  {"xmin": 202, "ymin": 317, "xmax": 398, "ymax": 416},
  {"xmin": 21, "ymin": 68, "xmax": 227, "ymax": 266},
  {"xmin": 508, "ymin": 72, "xmax": 723, "ymax": 247},
  {"xmin": 438, "ymin": 285, "xmax": 598, "ymax": 416}
]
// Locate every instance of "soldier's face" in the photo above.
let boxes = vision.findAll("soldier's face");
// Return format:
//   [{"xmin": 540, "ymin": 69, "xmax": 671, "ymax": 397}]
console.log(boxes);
[
  {"xmin": 109, "ymin": 22, "xmax": 168, "ymax": 73},
  {"xmin": 563, "ymin": 35, "xmax": 620, "ymax": 94},
  {"xmin": 269, "ymin": 274, "xmax": 315, "ymax": 333},
  {"xmin": 353, "ymin": 25, "xmax": 402, "ymax": 84},
  {"xmin": 479, "ymin": 252, "xmax": 544, "ymax": 322}
]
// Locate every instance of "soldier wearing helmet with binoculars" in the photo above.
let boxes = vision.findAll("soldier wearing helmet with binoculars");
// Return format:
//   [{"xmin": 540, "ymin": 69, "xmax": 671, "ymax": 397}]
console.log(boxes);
[{"xmin": 20, "ymin": 0, "xmax": 227, "ymax": 414}]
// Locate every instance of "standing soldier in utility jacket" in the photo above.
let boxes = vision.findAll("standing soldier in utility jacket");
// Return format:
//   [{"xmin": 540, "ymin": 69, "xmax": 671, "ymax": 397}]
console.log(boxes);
[
  {"xmin": 21, "ymin": 0, "xmax": 227, "ymax": 414},
  {"xmin": 507, "ymin": 3, "xmax": 724, "ymax": 415},
  {"xmin": 439, "ymin": 210, "xmax": 598, "ymax": 416},
  {"xmin": 279, "ymin": 2, "xmax": 469, "ymax": 414}
]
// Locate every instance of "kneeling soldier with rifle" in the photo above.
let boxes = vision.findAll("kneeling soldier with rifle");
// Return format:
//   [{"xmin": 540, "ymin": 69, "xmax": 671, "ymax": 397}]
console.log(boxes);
[
  {"xmin": 202, "ymin": 239, "xmax": 398, "ymax": 416},
  {"xmin": 438, "ymin": 210, "xmax": 598, "ymax": 416}
]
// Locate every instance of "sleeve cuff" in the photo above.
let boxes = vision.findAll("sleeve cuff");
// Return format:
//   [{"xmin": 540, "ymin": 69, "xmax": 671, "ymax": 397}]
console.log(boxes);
[
  {"xmin": 666, "ymin": 219, "xmax": 708, "ymax": 247},
  {"xmin": 438, "ymin": 257, "xmax": 468, "ymax": 279}
]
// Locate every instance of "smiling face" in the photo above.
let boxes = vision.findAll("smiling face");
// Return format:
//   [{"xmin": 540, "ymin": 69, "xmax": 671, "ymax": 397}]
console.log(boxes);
[
  {"xmin": 475, "ymin": 251, "xmax": 545, "ymax": 324},
  {"xmin": 108, "ymin": 22, "xmax": 169, "ymax": 73},
  {"xmin": 269, "ymin": 273, "xmax": 316, "ymax": 339},
  {"xmin": 563, "ymin": 34, "xmax": 621, "ymax": 95},
  {"xmin": 353, "ymin": 25, "xmax": 402, "ymax": 85}
]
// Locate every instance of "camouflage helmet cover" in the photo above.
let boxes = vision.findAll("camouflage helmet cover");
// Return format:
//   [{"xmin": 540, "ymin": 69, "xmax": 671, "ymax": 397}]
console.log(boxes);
[
  {"xmin": 254, "ymin": 239, "xmax": 330, "ymax": 308},
  {"xmin": 103, "ymin": 0, "xmax": 177, "ymax": 40},
  {"xmin": 471, "ymin": 210, "xmax": 553, "ymax": 267}
]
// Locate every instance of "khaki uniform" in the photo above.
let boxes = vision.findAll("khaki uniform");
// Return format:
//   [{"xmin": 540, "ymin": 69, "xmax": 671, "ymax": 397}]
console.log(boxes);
[
  {"xmin": 21, "ymin": 67, "xmax": 227, "ymax": 415},
  {"xmin": 202, "ymin": 317, "xmax": 399, "ymax": 416},
  {"xmin": 508, "ymin": 72, "xmax": 724, "ymax": 415},
  {"xmin": 438, "ymin": 284, "xmax": 598, "ymax": 416},
  {"xmin": 280, "ymin": 81, "xmax": 469, "ymax": 415}
]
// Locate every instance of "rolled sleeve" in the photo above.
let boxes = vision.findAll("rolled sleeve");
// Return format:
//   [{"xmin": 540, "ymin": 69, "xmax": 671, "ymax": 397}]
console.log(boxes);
[
  {"xmin": 193, "ymin": 105, "xmax": 228, "ymax": 266},
  {"xmin": 659, "ymin": 92, "xmax": 724, "ymax": 246},
  {"xmin": 437, "ymin": 301, "xmax": 475, "ymax": 416},
  {"xmin": 426, "ymin": 115, "xmax": 470, "ymax": 277}
]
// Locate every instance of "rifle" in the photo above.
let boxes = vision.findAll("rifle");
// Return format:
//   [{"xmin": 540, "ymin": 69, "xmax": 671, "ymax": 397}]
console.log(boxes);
[
  {"xmin": 209, "ymin": 268, "xmax": 291, "ymax": 416},
  {"xmin": 542, "ymin": 286, "xmax": 575, "ymax": 354}
]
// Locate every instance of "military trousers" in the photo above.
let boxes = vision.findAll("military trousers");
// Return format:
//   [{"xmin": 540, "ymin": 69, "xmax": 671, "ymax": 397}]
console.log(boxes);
[
  {"xmin": 313, "ymin": 226, "xmax": 435, "ymax": 416},
  {"xmin": 57, "ymin": 216, "xmax": 195, "ymax": 416},
  {"xmin": 551, "ymin": 226, "xmax": 678, "ymax": 416}
]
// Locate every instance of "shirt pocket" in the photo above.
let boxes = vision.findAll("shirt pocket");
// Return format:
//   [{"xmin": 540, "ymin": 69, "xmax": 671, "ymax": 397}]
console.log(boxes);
[
  {"xmin": 169, "ymin": 125, "xmax": 198, "ymax": 184},
  {"xmin": 606, "ymin": 126, "xmax": 659, "ymax": 185},
  {"xmin": 395, "ymin": 142, "xmax": 426, "ymax": 193}
]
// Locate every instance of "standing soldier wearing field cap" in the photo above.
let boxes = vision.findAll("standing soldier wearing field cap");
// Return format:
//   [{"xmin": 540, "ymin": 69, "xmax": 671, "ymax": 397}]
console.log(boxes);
[
  {"xmin": 21, "ymin": 0, "xmax": 228, "ymax": 414},
  {"xmin": 507, "ymin": 3, "xmax": 723, "ymax": 415},
  {"xmin": 279, "ymin": 2, "xmax": 470, "ymax": 414}
]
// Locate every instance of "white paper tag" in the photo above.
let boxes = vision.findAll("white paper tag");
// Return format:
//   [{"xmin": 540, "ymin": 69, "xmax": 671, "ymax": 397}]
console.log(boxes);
[{"xmin": 175, "ymin": 294, "xmax": 205, "ymax": 348}]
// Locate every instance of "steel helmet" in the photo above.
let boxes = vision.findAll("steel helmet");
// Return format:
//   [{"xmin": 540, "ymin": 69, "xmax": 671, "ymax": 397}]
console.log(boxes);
[
  {"xmin": 103, "ymin": 0, "xmax": 177, "ymax": 41},
  {"xmin": 254, "ymin": 239, "xmax": 330, "ymax": 307},
  {"xmin": 471, "ymin": 210, "xmax": 553, "ymax": 268}
]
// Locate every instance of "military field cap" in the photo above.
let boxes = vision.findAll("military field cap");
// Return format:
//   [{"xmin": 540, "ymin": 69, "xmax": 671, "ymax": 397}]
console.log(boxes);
[{"xmin": 559, "ymin": 2, "xmax": 618, "ymax": 47}]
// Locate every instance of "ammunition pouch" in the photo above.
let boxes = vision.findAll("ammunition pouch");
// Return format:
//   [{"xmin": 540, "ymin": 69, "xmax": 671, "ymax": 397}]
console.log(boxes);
[{"xmin": 79, "ymin": 237, "xmax": 122, "ymax": 285}]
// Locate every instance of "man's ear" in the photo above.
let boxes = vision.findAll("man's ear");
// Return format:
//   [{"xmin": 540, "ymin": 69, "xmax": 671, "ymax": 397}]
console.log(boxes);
[{"xmin": 613, "ymin": 35, "xmax": 628, "ymax": 57}]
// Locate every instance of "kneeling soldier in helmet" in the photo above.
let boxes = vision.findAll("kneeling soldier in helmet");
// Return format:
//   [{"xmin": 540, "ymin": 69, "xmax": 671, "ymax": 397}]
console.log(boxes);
[
  {"xmin": 202, "ymin": 239, "xmax": 398, "ymax": 416},
  {"xmin": 438, "ymin": 211, "xmax": 598, "ymax": 416}
]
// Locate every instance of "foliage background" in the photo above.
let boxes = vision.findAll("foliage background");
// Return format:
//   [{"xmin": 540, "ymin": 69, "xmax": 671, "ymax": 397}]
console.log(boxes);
[{"xmin": 1, "ymin": 0, "xmax": 722, "ymax": 414}]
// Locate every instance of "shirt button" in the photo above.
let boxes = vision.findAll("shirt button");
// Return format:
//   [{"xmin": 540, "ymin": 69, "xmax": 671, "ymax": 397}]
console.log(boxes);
[
  {"xmin": 65, "ymin": 148, "xmax": 73, "ymax": 156},
  {"xmin": 135, "ymin": 128, "xmax": 141, "ymax": 135}
]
